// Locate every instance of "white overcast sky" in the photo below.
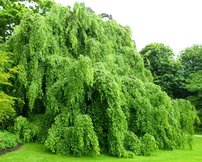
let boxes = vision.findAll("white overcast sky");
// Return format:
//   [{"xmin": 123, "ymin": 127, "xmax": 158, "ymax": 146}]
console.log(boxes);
[{"xmin": 55, "ymin": 0, "xmax": 202, "ymax": 54}]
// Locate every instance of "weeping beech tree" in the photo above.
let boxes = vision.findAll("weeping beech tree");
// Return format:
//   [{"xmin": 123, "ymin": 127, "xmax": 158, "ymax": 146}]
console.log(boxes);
[{"xmin": 5, "ymin": 3, "xmax": 197, "ymax": 157}]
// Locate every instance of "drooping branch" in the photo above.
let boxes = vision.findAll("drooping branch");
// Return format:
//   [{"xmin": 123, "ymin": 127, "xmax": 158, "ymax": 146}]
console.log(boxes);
[
  {"xmin": 100, "ymin": 13, "xmax": 113, "ymax": 20},
  {"xmin": 86, "ymin": 7, "xmax": 113, "ymax": 20}
]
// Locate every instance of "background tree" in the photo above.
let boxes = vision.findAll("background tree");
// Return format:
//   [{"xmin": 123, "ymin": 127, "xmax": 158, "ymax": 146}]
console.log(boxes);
[
  {"xmin": 179, "ymin": 45, "xmax": 202, "ymax": 76},
  {"xmin": 140, "ymin": 43, "xmax": 201, "ymax": 125},
  {"xmin": 0, "ymin": 0, "xmax": 54, "ymax": 42},
  {"xmin": 179, "ymin": 45, "xmax": 202, "ymax": 123},
  {"xmin": 139, "ymin": 43, "xmax": 183, "ymax": 98},
  {"xmin": 186, "ymin": 70, "xmax": 202, "ymax": 109}
]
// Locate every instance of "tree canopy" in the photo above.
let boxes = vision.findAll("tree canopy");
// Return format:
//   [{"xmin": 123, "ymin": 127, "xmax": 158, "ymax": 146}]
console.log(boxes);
[
  {"xmin": 180, "ymin": 45, "xmax": 202, "ymax": 76},
  {"xmin": 140, "ymin": 43, "xmax": 202, "ymax": 126},
  {"xmin": 186, "ymin": 70, "xmax": 202, "ymax": 109},
  {"xmin": 179, "ymin": 45, "xmax": 202, "ymax": 122},
  {"xmin": 139, "ymin": 43, "xmax": 184, "ymax": 98},
  {"xmin": 2, "ymin": 3, "xmax": 198, "ymax": 157},
  {"xmin": 0, "ymin": 0, "xmax": 54, "ymax": 42}
]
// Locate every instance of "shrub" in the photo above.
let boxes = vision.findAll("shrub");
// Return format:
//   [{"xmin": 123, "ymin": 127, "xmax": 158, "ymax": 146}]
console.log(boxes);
[
  {"xmin": 0, "ymin": 131, "xmax": 20, "ymax": 151},
  {"xmin": 45, "ymin": 113, "xmax": 100, "ymax": 156},
  {"xmin": 30, "ymin": 113, "xmax": 55, "ymax": 144},
  {"xmin": 0, "ymin": 98, "xmax": 16, "ymax": 130},
  {"xmin": 0, "ymin": 51, "xmax": 17, "ymax": 130},
  {"xmin": 140, "ymin": 134, "xmax": 157, "ymax": 156},
  {"xmin": 14, "ymin": 116, "xmax": 38, "ymax": 142},
  {"xmin": 124, "ymin": 131, "xmax": 141, "ymax": 155}
]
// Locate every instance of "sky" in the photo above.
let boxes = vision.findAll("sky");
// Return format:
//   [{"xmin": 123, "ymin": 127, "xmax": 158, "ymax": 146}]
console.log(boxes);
[{"xmin": 55, "ymin": 0, "xmax": 202, "ymax": 54}]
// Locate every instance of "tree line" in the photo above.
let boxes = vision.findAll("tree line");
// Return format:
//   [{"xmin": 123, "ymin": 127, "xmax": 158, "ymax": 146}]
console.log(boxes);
[{"xmin": 140, "ymin": 43, "xmax": 202, "ymax": 123}]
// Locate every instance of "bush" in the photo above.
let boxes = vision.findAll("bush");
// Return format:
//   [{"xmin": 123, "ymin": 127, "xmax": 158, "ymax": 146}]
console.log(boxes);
[
  {"xmin": 0, "ymin": 51, "xmax": 17, "ymax": 130},
  {"xmin": 0, "ymin": 92, "xmax": 16, "ymax": 130},
  {"xmin": 124, "ymin": 131, "xmax": 141, "ymax": 155},
  {"xmin": 14, "ymin": 116, "xmax": 38, "ymax": 142},
  {"xmin": 140, "ymin": 134, "xmax": 157, "ymax": 156},
  {"xmin": 0, "ymin": 131, "xmax": 20, "ymax": 151},
  {"xmin": 45, "ymin": 113, "xmax": 100, "ymax": 156},
  {"xmin": 30, "ymin": 113, "xmax": 55, "ymax": 144}
]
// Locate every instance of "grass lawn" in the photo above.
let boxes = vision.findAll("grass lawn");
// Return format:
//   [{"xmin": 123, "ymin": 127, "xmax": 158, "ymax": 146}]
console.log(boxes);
[{"xmin": 1, "ymin": 137, "xmax": 202, "ymax": 162}]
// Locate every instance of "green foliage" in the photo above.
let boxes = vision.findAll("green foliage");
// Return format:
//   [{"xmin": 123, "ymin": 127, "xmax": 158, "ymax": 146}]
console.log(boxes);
[
  {"xmin": 179, "ymin": 45, "xmax": 202, "ymax": 125},
  {"xmin": 0, "ymin": 51, "xmax": 16, "ymax": 129},
  {"xmin": 140, "ymin": 43, "xmax": 174, "ymax": 73},
  {"xmin": 29, "ymin": 113, "xmax": 54, "ymax": 143},
  {"xmin": 124, "ymin": 131, "xmax": 141, "ymax": 155},
  {"xmin": 0, "ymin": 94, "xmax": 16, "ymax": 129},
  {"xmin": 14, "ymin": 116, "xmax": 38, "ymax": 142},
  {"xmin": 140, "ymin": 134, "xmax": 157, "ymax": 156},
  {"xmin": 0, "ymin": 130, "xmax": 20, "ymax": 151},
  {"xmin": 185, "ymin": 69, "xmax": 202, "ymax": 112},
  {"xmin": 4, "ymin": 3, "xmax": 198, "ymax": 157},
  {"xmin": 45, "ymin": 113, "xmax": 99, "ymax": 156},
  {"xmin": 172, "ymin": 99, "xmax": 199, "ymax": 149},
  {"xmin": 186, "ymin": 71, "xmax": 202, "ymax": 94},
  {"xmin": 178, "ymin": 45, "xmax": 202, "ymax": 100},
  {"xmin": 140, "ymin": 43, "xmax": 201, "ymax": 127},
  {"xmin": 180, "ymin": 45, "xmax": 202, "ymax": 76},
  {"xmin": 140, "ymin": 43, "xmax": 183, "ymax": 98},
  {"xmin": 0, "ymin": 0, "xmax": 54, "ymax": 42},
  {"xmin": 179, "ymin": 45, "xmax": 202, "ymax": 101}
]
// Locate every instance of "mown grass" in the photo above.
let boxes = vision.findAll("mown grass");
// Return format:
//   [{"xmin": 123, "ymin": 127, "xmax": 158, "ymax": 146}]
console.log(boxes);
[{"xmin": 1, "ymin": 137, "xmax": 202, "ymax": 162}]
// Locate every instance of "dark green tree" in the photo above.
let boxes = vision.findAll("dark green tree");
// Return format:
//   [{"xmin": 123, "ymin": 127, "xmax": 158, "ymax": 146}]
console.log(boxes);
[
  {"xmin": 180, "ymin": 45, "xmax": 202, "ymax": 76},
  {"xmin": 139, "ymin": 43, "xmax": 183, "ymax": 98},
  {"xmin": 0, "ymin": 0, "xmax": 54, "ymax": 42},
  {"xmin": 186, "ymin": 70, "xmax": 202, "ymax": 110},
  {"xmin": 179, "ymin": 45, "xmax": 202, "ymax": 98},
  {"xmin": 179, "ymin": 45, "xmax": 202, "ymax": 123},
  {"xmin": 4, "ymin": 3, "xmax": 198, "ymax": 157}
]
